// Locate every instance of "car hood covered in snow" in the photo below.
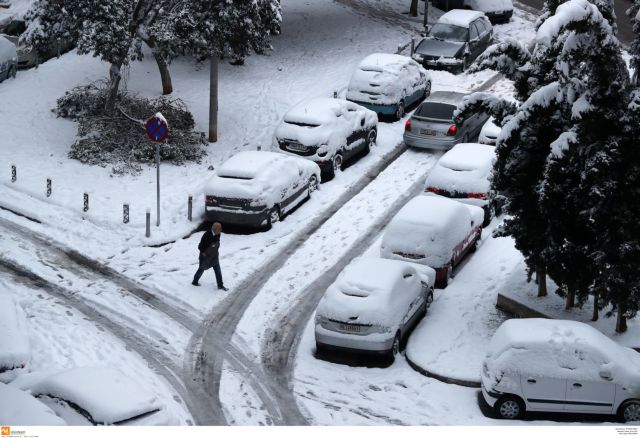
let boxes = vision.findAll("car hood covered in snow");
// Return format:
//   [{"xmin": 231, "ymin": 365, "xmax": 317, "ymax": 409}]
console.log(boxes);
[
  {"xmin": 0, "ymin": 383, "xmax": 66, "ymax": 425},
  {"xmin": 15, "ymin": 367, "xmax": 167, "ymax": 425},
  {"xmin": 415, "ymin": 38, "xmax": 465, "ymax": 58}
]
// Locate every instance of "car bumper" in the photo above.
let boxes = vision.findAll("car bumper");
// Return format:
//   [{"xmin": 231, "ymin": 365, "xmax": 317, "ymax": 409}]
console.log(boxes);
[
  {"xmin": 404, "ymin": 131, "xmax": 457, "ymax": 150},
  {"xmin": 347, "ymin": 100, "xmax": 397, "ymax": 116},
  {"xmin": 205, "ymin": 206, "xmax": 269, "ymax": 227},
  {"xmin": 417, "ymin": 58, "xmax": 464, "ymax": 73},
  {"xmin": 486, "ymin": 10, "xmax": 513, "ymax": 23},
  {"xmin": 315, "ymin": 325, "xmax": 394, "ymax": 354},
  {"xmin": 481, "ymin": 384, "xmax": 501, "ymax": 408}
]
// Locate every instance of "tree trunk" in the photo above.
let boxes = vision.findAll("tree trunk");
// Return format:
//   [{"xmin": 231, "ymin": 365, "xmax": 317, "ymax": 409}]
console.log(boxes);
[
  {"xmin": 145, "ymin": 38, "xmax": 173, "ymax": 95},
  {"xmin": 209, "ymin": 57, "xmax": 218, "ymax": 143},
  {"xmin": 105, "ymin": 61, "xmax": 123, "ymax": 115},
  {"xmin": 410, "ymin": 0, "xmax": 419, "ymax": 16},
  {"xmin": 536, "ymin": 263, "xmax": 547, "ymax": 297},
  {"xmin": 565, "ymin": 289, "xmax": 575, "ymax": 309},
  {"xmin": 616, "ymin": 299, "xmax": 627, "ymax": 333},
  {"xmin": 591, "ymin": 292, "xmax": 599, "ymax": 322}
]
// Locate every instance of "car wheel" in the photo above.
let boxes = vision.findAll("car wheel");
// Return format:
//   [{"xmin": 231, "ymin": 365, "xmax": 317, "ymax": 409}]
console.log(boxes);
[
  {"xmin": 9, "ymin": 66, "xmax": 16, "ymax": 79},
  {"xmin": 333, "ymin": 153, "xmax": 343, "ymax": 173},
  {"xmin": 395, "ymin": 100, "xmax": 405, "ymax": 120},
  {"xmin": 267, "ymin": 205, "xmax": 281, "ymax": 228},
  {"xmin": 365, "ymin": 128, "xmax": 377, "ymax": 153},
  {"xmin": 307, "ymin": 175, "xmax": 319, "ymax": 197},
  {"xmin": 386, "ymin": 331, "xmax": 401, "ymax": 362},
  {"xmin": 426, "ymin": 288, "xmax": 434, "ymax": 309},
  {"xmin": 618, "ymin": 400, "xmax": 640, "ymax": 423},
  {"xmin": 440, "ymin": 263, "xmax": 453, "ymax": 288},
  {"xmin": 482, "ymin": 205, "xmax": 492, "ymax": 227},
  {"xmin": 495, "ymin": 396, "xmax": 525, "ymax": 420}
]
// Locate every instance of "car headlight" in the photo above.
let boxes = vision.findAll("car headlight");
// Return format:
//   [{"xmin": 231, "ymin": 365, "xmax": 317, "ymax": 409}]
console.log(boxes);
[
  {"xmin": 412, "ymin": 53, "xmax": 424, "ymax": 61},
  {"xmin": 316, "ymin": 145, "xmax": 329, "ymax": 157}
]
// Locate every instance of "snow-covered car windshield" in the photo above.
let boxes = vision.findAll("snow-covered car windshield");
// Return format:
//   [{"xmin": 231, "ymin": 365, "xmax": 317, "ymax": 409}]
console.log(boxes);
[
  {"xmin": 416, "ymin": 102, "xmax": 456, "ymax": 121},
  {"xmin": 429, "ymin": 24, "xmax": 469, "ymax": 42}
]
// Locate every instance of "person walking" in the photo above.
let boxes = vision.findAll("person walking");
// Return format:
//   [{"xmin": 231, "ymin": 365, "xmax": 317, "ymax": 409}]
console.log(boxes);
[{"xmin": 192, "ymin": 222, "xmax": 228, "ymax": 291}]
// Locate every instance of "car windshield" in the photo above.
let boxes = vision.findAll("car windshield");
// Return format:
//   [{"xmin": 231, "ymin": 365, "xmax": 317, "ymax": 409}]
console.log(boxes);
[
  {"xmin": 218, "ymin": 175, "xmax": 253, "ymax": 180},
  {"xmin": 416, "ymin": 102, "xmax": 457, "ymax": 120},
  {"xmin": 284, "ymin": 120, "xmax": 321, "ymax": 128},
  {"xmin": 429, "ymin": 23, "xmax": 469, "ymax": 42},
  {"xmin": 5, "ymin": 20, "xmax": 26, "ymax": 37}
]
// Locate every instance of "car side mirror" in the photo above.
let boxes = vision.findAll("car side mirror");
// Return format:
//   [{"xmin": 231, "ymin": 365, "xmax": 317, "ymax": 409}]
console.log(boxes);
[{"xmin": 599, "ymin": 369, "xmax": 613, "ymax": 381}]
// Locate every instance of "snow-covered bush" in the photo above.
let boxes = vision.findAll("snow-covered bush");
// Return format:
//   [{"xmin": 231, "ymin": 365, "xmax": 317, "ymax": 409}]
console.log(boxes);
[{"xmin": 55, "ymin": 82, "xmax": 207, "ymax": 175}]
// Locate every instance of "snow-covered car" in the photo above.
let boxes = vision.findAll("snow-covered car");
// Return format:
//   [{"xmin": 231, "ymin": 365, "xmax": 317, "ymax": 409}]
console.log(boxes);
[
  {"xmin": 482, "ymin": 319, "xmax": 640, "ymax": 422},
  {"xmin": 424, "ymin": 143, "xmax": 497, "ymax": 226},
  {"xmin": 204, "ymin": 151, "xmax": 321, "ymax": 229},
  {"xmin": 0, "ymin": 294, "xmax": 30, "ymax": 383},
  {"xmin": 404, "ymin": 91, "xmax": 489, "ymax": 150},
  {"xmin": 1, "ymin": 19, "xmax": 74, "ymax": 69},
  {"xmin": 478, "ymin": 116, "xmax": 501, "ymax": 145},
  {"xmin": 346, "ymin": 53, "xmax": 432, "ymax": 120},
  {"xmin": 314, "ymin": 257, "xmax": 436, "ymax": 362},
  {"xmin": 0, "ymin": 34, "xmax": 17, "ymax": 82},
  {"xmin": 0, "ymin": 382, "xmax": 66, "ymax": 425},
  {"xmin": 12, "ymin": 367, "xmax": 176, "ymax": 425},
  {"xmin": 463, "ymin": 0, "xmax": 513, "ymax": 23},
  {"xmin": 412, "ymin": 10, "xmax": 493, "ymax": 73},
  {"xmin": 380, "ymin": 194, "xmax": 483, "ymax": 288},
  {"xmin": 274, "ymin": 98, "xmax": 378, "ymax": 180}
]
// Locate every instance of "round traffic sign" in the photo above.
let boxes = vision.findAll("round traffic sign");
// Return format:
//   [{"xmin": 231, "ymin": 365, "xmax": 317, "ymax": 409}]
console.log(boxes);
[{"xmin": 146, "ymin": 113, "xmax": 169, "ymax": 142}]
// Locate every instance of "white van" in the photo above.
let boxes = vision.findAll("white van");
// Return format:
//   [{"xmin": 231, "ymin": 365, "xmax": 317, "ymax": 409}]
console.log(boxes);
[
  {"xmin": 482, "ymin": 318, "xmax": 640, "ymax": 422},
  {"xmin": 0, "ymin": 35, "xmax": 17, "ymax": 83}
]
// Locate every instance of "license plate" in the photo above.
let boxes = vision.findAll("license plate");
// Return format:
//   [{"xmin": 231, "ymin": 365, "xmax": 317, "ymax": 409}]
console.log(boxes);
[
  {"xmin": 420, "ymin": 128, "xmax": 436, "ymax": 136},
  {"xmin": 287, "ymin": 143, "xmax": 308, "ymax": 152},
  {"xmin": 339, "ymin": 323, "xmax": 361, "ymax": 333}
]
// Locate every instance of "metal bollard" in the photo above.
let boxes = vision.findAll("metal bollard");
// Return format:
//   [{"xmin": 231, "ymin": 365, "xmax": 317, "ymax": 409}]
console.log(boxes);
[
  {"xmin": 188, "ymin": 196, "xmax": 193, "ymax": 222},
  {"xmin": 83, "ymin": 193, "xmax": 89, "ymax": 212},
  {"xmin": 46, "ymin": 178, "xmax": 52, "ymax": 197},
  {"xmin": 123, "ymin": 203, "xmax": 130, "ymax": 224},
  {"xmin": 11, "ymin": 165, "xmax": 16, "ymax": 183},
  {"xmin": 333, "ymin": 90, "xmax": 338, "ymax": 98},
  {"xmin": 145, "ymin": 209, "xmax": 151, "ymax": 237}
]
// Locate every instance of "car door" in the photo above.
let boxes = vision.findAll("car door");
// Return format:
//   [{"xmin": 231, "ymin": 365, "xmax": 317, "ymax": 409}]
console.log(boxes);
[
  {"xmin": 565, "ymin": 350, "xmax": 617, "ymax": 413},
  {"xmin": 468, "ymin": 22, "xmax": 482, "ymax": 61},
  {"xmin": 344, "ymin": 105, "xmax": 366, "ymax": 156},
  {"xmin": 520, "ymin": 374, "xmax": 568, "ymax": 412},
  {"xmin": 400, "ymin": 270, "xmax": 423, "ymax": 330}
]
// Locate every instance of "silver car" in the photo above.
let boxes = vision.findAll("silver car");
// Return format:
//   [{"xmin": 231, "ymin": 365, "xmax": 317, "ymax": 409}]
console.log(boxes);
[
  {"xmin": 403, "ymin": 91, "xmax": 489, "ymax": 150},
  {"xmin": 0, "ymin": 35, "xmax": 16, "ymax": 82}
]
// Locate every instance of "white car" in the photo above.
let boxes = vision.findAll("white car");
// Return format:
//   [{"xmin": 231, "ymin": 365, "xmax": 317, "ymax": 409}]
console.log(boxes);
[
  {"xmin": 274, "ymin": 98, "xmax": 377, "ymax": 180},
  {"xmin": 12, "ymin": 367, "xmax": 176, "ymax": 425},
  {"xmin": 0, "ymin": 294, "xmax": 30, "ymax": 383},
  {"xmin": 380, "ymin": 194, "xmax": 483, "ymax": 287},
  {"xmin": 0, "ymin": 383, "xmax": 66, "ymax": 425},
  {"xmin": 463, "ymin": 0, "xmax": 513, "ymax": 23},
  {"xmin": 315, "ymin": 257, "xmax": 435, "ymax": 362},
  {"xmin": 204, "ymin": 151, "xmax": 321, "ymax": 229},
  {"xmin": 424, "ymin": 143, "xmax": 497, "ymax": 226},
  {"xmin": 346, "ymin": 53, "xmax": 431, "ymax": 120},
  {"xmin": 478, "ymin": 117, "xmax": 501, "ymax": 145},
  {"xmin": 483, "ymin": 319, "xmax": 640, "ymax": 422}
]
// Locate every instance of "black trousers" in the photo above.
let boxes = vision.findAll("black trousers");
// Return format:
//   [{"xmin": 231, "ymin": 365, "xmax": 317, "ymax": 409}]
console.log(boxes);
[{"xmin": 193, "ymin": 256, "xmax": 224, "ymax": 288}]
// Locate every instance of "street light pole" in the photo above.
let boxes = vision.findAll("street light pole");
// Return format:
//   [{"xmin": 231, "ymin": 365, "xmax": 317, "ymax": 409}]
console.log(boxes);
[{"xmin": 424, "ymin": 0, "xmax": 429, "ymax": 30}]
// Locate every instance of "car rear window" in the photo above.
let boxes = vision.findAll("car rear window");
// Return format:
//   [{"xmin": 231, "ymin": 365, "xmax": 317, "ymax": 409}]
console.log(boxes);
[{"xmin": 416, "ymin": 102, "xmax": 457, "ymax": 120}]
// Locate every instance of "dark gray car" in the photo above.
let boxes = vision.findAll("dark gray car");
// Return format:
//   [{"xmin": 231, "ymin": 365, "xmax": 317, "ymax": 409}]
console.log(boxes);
[
  {"xmin": 403, "ymin": 91, "xmax": 489, "ymax": 150},
  {"xmin": 411, "ymin": 9, "xmax": 493, "ymax": 73}
]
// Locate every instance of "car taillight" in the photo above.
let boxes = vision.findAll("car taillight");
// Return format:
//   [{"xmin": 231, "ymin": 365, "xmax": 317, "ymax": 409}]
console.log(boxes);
[
  {"xmin": 405, "ymin": 118, "xmax": 411, "ymax": 132},
  {"xmin": 447, "ymin": 124, "xmax": 457, "ymax": 136},
  {"xmin": 425, "ymin": 186, "xmax": 440, "ymax": 194},
  {"xmin": 467, "ymin": 193, "xmax": 487, "ymax": 200},
  {"xmin": 206, "ymin": 195, "xmax": 215, "ymax": 203}
]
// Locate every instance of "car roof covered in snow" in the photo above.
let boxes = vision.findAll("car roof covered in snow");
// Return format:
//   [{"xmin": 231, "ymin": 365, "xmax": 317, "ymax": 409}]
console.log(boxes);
[
  {"xmin": 486, "ymin": 319, "xmax": 640, "ymax": 385},
  {"xmin": 422, "ymin": 91, "xmax": 467, "ymax": 107},
  {"xmin": 392, "ymin": 194, "xmax": 469, "ymax": 232},
  {"xmin": 0, "ymin": 383, "xmax": 66, "ymax": 425},
  {"xmin": 22, "ymin": 367, "xmax": 162, "ymax": 425},
  {"xmin": 284, "ymin": 98, "xmax": 348, "ymax": 126},
  {"xmin": 0, "ymin": 294, "xmax": 30, "ymax": 381},
  {"xmin": 217, "ymin": 151, "xmax": 286, "ymax": 179},
  {"xmin": 439, "ymin": 143, "xmax": 496, "ymax": 171},
  {"xmin": 438, "ymin": 9, "xmax": 486, "ymax": 27},
  {"xmin": 357, "ymin": 53, "xmax": 410, "ymax": 74}
]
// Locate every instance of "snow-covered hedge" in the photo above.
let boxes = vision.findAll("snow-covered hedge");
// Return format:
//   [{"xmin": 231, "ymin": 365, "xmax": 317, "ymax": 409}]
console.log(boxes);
[{"xmin": 55, "ymin": 82, "xmax": 207, "ymax": 175}]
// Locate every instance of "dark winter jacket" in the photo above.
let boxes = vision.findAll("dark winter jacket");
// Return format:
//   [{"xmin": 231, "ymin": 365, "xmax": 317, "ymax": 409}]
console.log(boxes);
[{"xmin": 198, "ymin": 230, "xmax": 220, "ymax": 269}]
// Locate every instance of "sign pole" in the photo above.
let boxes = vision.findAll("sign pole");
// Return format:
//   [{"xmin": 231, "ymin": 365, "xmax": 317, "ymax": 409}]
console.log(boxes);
[{"xmin": 156, "ymin": 142, "xmax": 161, "ymax": 227}]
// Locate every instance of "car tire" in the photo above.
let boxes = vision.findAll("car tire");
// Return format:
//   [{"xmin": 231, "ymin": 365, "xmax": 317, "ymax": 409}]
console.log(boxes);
[
  {"xmin": 267, "ymin": 205, "xmax": 281, "ymax": 229},
  {"xmin": 495, "ymin": 395, "xmax": 525, "ymax": 420},
  {"xmin": 9, "ymin": 66, "xmax": 16, "ymax": 79},
  {"xmin": 386, "ymin": 331, "xmax": 401, "ymax": 363},
  {"xmin": 332, "ymin": 153, "xmax": 343, "ymax": 173},
  {"xmin": 307, "ymin": 175, "xmax": 319, "ymax": 198},
  {"xmin": 395, "ymin": 100, "xmax": 405, "ymax": 120},
  {"xmin": 618, "ymin": 400, "xmax": 640, "ymax": 423},
  {"xmin": 364, "ymin": 128, "xmax": 377, "ymax": 154},
  {"xmin": 426, "ymin": 288, "xmax": 434, "ymax": 309},
  {"xmin": 482, "ymin": 205, "xmax": 493, "ymax": 227},
  {"xmin": 439, "ymin": 263, "xmax": 453, "ymax": 288}
]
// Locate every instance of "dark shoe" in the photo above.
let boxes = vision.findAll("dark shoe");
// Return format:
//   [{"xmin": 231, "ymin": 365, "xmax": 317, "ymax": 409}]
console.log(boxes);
[
  {"xmin": 192, "ymin": 281, "xmax": 200, "ymax": 286},
  {"xmin": 218, "ymin": 285, "xmax": 228, "ymax": 291}
]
